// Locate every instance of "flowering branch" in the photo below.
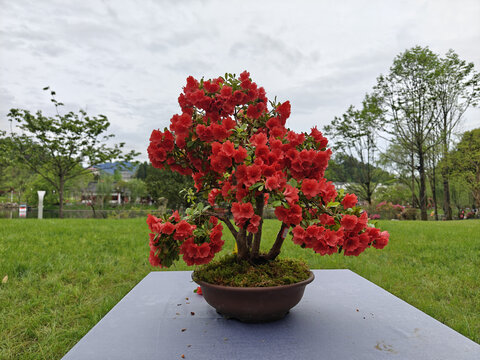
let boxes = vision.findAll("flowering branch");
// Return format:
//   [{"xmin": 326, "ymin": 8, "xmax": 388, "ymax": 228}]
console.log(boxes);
[
  {"xmin": 251, "ymin": 194, "xmax": 264, "ymax": 259},
  {"xmin": 267, "ymin": 223, "xmax": 289, "ymax": 260},
  {"xmin": 146, "ymin": 71, "xmax": 390, "ymax": 268}
]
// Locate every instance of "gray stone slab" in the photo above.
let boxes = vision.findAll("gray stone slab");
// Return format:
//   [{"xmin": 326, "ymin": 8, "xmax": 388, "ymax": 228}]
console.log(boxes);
[{"xmin": 62, "ymin": 270, "xmax": 480, "ymax": 359}]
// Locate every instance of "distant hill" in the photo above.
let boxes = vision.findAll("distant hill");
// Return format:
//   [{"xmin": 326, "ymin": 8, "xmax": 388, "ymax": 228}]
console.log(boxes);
[{"xmin": 93, "ymin": 162, "xmax": 137, "ymax": 175}]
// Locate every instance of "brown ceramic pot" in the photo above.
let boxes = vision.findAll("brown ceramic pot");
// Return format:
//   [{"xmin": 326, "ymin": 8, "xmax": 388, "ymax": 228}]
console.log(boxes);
[{"xmin": 192, "ymin": 271, "xmax": 315, "ymax": 322}]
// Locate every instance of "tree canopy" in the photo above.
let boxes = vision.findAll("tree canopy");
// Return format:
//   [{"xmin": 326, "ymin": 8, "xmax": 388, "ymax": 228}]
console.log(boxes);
[
  {"xmin": 449, "ymin": 128, "xmax": 480, "ymax": 208},
  {"xmin": 5, "ymin": 88, "xmax": 138, "ymax": 217},
  {"xmin": 135, "ymin": 162, "xmax": 194, "ymax": 209},
  {"xmin": 324, "ymin": 94, "xmax": 386, "ymax": 204}
]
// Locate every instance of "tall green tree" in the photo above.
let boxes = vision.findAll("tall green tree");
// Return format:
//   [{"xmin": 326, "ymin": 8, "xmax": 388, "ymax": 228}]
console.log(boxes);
[
  {"xmin": 126, "ymin": 178, "xmax": 147, "ymax": 203},
  {"xmin": 5, "ymin": 88, "xmax": 138, "ymax": 217},
  {"xmin": 376, "ymin": 46, "xmax": 441, "ymax": 220},
  {"xmin": 434, "ymin": 50, "xmax": 480, "ymax": 219},
  {"xmin": 0, "ymin": 132, "xmax": 34, "ymax": 202},
  {"xmin": 136, "ymin": 162, "xmax": 194, "ymax": 209},
  {"xmin": 380, "ymin": 141, "xmax": 419, "ymax": 207},
  {"xmin": 449, "ymin": 128, "xmax": 480, "ymax": 208},
  {"xmin": 324, "ymin": 94, "xmax": 385, "ymax": 204},
  {"xmin": 325, "ymin": 153, "xmax": 392, "ymax": 202},
  {"xmin": 96, "ymin": 174, "xmax": 115, "ymax": 207}
]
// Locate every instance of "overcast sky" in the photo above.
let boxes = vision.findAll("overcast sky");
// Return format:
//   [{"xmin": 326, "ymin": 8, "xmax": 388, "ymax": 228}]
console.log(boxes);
[{"xmin": 1, "ymin": 0, "xmax": 479, "ymax": 160}]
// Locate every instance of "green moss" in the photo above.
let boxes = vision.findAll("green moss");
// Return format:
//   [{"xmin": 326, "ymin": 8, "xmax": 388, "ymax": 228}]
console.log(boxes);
[{"xmin": 192, "ymin": 254, "xmax": 311, "ymax": 287}]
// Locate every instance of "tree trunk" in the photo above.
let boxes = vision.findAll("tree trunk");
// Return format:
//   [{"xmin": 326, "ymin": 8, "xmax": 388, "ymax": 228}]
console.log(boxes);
[
  {"xmin": 441, "ymin": 133, "xmax": 453, "ymax": 220},
  {"xmin": 418, "ymin": 148, "xmax": 428, "ymax": 220},
  {"xmin": 410, "ymin": 153, "xmax": 416, "ymax": 207},
  {"xmin": 366, "ymin": 181, "xmax": 372, "ymax": 205},
  {"xmin": 236, "ymin": 228, "xmax": 249, "ymax": 261},
  {"xmin": 431, "ymin": 163, "xmax": 438, "ymax": 221},
  {"xmin": 266, "ymin": 223, "xmax": 289, "ymax": 260},
  {"xmin": 442, "ymin": 174, "xmax": 452, "ymax": 220},
  {"xmin": 59, "ymin": 178, "xmax": 65, "ymax": 219},
  {"xmin": 251, "ymin": 194, "xmax": 264, "ymax": 259}
]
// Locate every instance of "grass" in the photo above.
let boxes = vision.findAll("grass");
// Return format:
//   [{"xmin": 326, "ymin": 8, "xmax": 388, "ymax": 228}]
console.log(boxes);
[{"xmin": 0, "ymin": 218, "xmax": 479, "ymax": 359}]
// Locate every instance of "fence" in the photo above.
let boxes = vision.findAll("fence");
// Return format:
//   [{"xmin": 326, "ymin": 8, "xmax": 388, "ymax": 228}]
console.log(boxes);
[{"xmin": 0, "ymin": 209, "xmax": 166, "ymax": 219}]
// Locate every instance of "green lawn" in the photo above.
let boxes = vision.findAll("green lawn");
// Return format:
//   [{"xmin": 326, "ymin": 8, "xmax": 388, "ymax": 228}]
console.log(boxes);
[{"xmin": 0, "ymin": 218, "xmax": 479, "ymax": 359}]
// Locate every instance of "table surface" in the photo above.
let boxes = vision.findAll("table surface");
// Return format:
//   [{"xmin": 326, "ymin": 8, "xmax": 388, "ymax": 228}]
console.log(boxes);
[{"xmin": 62, "ymin": 270, "xmax": 480, "ymax": 360}]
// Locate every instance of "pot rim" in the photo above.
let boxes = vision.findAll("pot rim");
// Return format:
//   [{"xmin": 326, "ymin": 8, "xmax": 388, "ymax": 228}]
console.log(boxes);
[{"xmin": 192, "ymin": 270, "xmax": 315, "ymax": 291}]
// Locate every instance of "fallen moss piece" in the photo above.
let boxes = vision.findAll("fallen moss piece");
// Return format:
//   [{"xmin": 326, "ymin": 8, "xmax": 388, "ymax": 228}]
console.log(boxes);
[{"xmin": 192, "ymin": 254, "xmax": 310, "ymax": 287}]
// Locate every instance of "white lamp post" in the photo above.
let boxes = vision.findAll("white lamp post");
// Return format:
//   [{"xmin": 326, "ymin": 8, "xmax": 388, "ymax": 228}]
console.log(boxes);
[{"xmin": 38, "ymin": 191, "xmax": 46, "ymax": 219}]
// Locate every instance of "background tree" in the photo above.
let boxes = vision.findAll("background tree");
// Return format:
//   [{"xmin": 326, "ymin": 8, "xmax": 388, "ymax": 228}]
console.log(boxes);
[
  {"xmin": 376, "ymin": 46, "xmax": 441, "ymax": 220},
  {"xmin": 1, "ymin": 134, "xmax": 35, "ymax": 203},
  {"xmin": 135, "ymin": 162, "xmax": 194, "ymax": 209},
  {"xmin": 96, "ymin": 174, "xmax": 114, "ymax": 208},
  {"xmin": 325, "ymin": 153, "xmax": 392, "ymax": 201},
  {"xmin": 125, "ymin": 178, "xmax": 147, "ymax": 203},
  {"xmin": 0, "ymin": 164, "xmax": 34, "ymax": 203},
  {"xmin": 433, "ymin": 50, "xmax": 480, "ymax": 219},
  {"xmin": 5, "ymin": 88, "xmax": 138, "ymax": 217},
  {"xmin": 380, "ymin": 140, "xmax": 419, "ymax": 208},
  {"xmin": 324, "ymin": 94, "xmax": 386, "ymax": 204},
  {"xmin": 449, "ymin": 128, "xmax": 480, "ymax": 208},
  {"xmin": 425, "ymin": 130, "xmax": 442, "ymax": 220}
]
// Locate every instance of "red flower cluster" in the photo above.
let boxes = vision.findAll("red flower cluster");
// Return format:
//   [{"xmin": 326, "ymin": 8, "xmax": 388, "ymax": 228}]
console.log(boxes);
[
  {"xmin": 180, "ymin": 218, "xmax": 224, "ymax": 266},
  {"xmin": 291, "ymin": 211, "xmax": 389, "ymax": 257},
  {"xmin": 147, "ymin": 213, "xmax": 224, "ymax": 267},
  {"xmin": 147, "ymin": 71, "xmax": 333, "ymax": 212},
  {"xmin": 274, "ymin": 204, "xmax": 303, "ymax": 226},
  {"xmin": 341, "ymin": 213, "xmax": 389, "ymax": 255},
  {"xmin": 342, "ymin": 193, "xmax": 358, "ymax": 209},
  {"xmin": 146, "ymin": 71, "xmax": 389, "ymax": 268},
  {"xmin": 292, "ymin": 225, "xmax": 342, "ymax": 255}
]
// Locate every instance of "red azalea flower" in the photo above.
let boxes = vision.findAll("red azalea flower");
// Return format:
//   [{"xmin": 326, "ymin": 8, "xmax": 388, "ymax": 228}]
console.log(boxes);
[
  {"xmin": 146, "ymin": 214, "xmax": 162, "ymax": 233},
  {"xmin": 174, "ymin": 221, "xmax": 195, "ymax": 241},
  {"xmin": 250, "ymin": 133, "xmax": 268, "ymax": 147},
  {"xmin": 247, "ymin": 214, "xmax": 262, "ymax": 233},
  {"xmin": 220, "ymin": 85, "xmax": 233, "ymax": 97},
  {"xmin": 223, "ymin": 117, "xmax": 236, "ymax": 131},
  {"xmin": 301, "ymin": 179, "xmax": 320, "ymax": 199},
  {"xmin": 340, "ymin": 215, "xmax": 358, "ymax": 231},
  {"xmin": 246, "ymin": 102, "xmax": 265, "ymax": 119},
  {"xmin": 234, "ymin": 146, "xmax": 247, "ymax": 163},
  {"xmin": 275, "ymin": 204, "xmax": 302, "ymax": 226},
  {"xmin": 283, "ymin": 184, "xmax": 299, "ymax": 205},
  {"xmin": 161, "ymin": 222, "xmax": 175, "ymax": 235},
  {"xmin": 255, "ymin": 145, "xmax": 270, "ymax": 160},
  {"xmin": 149, "ymin": 249, "xmax": 162, "ymax": 267},
  {"xmin": 212, "ymin": 123, "xmax": 228, "ymax": 141},
  {"xmin": 276, "ymin": 101, "xmax": 291, "ymax": 124},
  {"xmin": 266, "ymin": 117, "xmax": 280, "ymax": 129},
  {"xmin": 319, "ymin": 213, "xmax": 335, "ymax": 226},
  {"xmin": 169, "ymin": 210, "xmax": 181, "ymax": 222},
  {"xmin": 235, "ymin": 185, "xmax": 248, "ymax": 201},
  {"xmin": 239, "ymin": 70, "xmax": 250, "ymax": 82},
  {"xmin": 310, "ymin": 126, "xmax": 328, "ymax": 148},
  {"xmin": 208, "ymin": 189, "xmax": 221, "ymax": 206},
  {"xmin": 231, "ymin": 202, "xmax": 254, "ymax": 226},
  {"xmin": 245, "ymin": 164, "xmax": 262, "ymax": 187},
  {"xmin": 222, "ymin": 141, "xmax": 236, "ymax": 157},
  {"xmin": 292, "ymin": 226, "xmax": 306, "ymax": 245},
  {"xmin": 342, "ymin": 193, "xmax": 358, "ymax": 209}
]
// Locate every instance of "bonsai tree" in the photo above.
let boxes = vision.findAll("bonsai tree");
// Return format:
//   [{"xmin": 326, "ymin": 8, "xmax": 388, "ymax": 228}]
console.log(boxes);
[{"xmin": 147, "ymin": 72, "xmax": 389, "ymax": 268}]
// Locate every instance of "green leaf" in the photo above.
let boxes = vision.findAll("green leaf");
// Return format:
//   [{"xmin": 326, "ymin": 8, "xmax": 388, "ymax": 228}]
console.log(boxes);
[{"xmin": 327, "ymin": 201, "xmax": 340, "ymax": 207}]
